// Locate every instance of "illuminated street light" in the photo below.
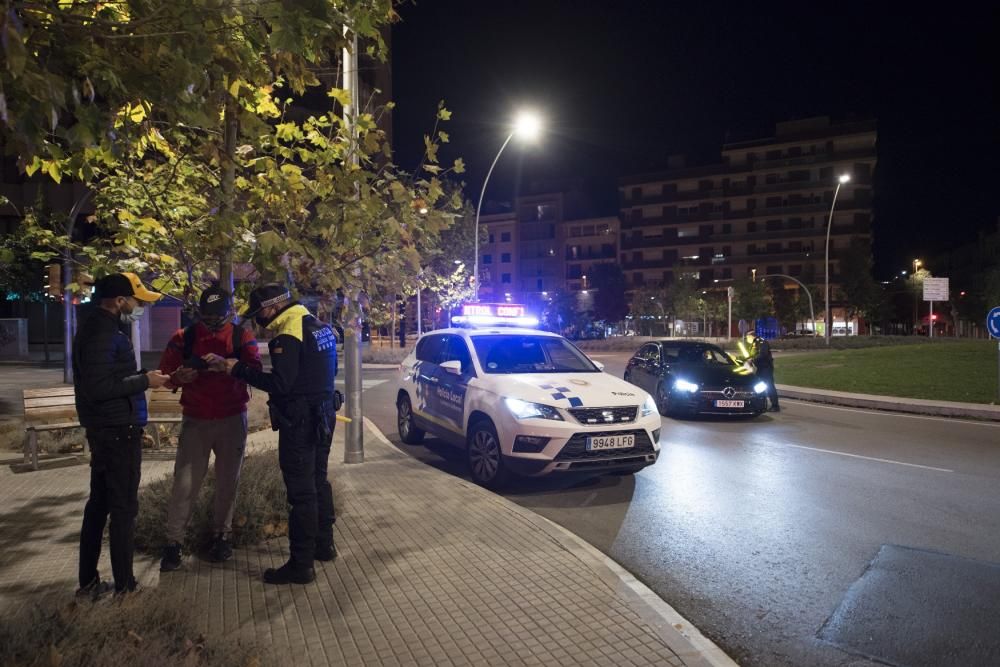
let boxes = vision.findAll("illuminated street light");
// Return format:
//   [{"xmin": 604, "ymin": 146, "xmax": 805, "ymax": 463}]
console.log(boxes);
[
  {"xmin": 472, "ymin": 110, "xmax": 544, "ymax": 301},
  {"xmin": 912, "ymin": 258, "xmax": 922, "ymax": 333},
  {"xmin": 824, "ymin": 173, "xmax": 851, "ymax": 345}
]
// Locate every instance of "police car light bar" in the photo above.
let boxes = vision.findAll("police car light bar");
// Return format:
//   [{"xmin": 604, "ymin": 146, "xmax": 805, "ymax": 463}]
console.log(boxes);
[{"xmin": 452, "ymin": 303, "xmax": 539, "ymax": 328}]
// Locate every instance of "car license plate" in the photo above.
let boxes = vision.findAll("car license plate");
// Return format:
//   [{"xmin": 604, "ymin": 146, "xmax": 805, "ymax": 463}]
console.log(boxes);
[
  {"xmin": 586, "ymin": 434, "xmax": 635, "ymax": 451},
  {"xmin": 715, "ymin": 400, "xmax": 744, "ymax": 408}
]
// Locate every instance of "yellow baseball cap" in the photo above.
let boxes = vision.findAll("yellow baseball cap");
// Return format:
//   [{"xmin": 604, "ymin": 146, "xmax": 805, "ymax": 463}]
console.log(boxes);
[{"xmin": 94, "ymin": 272, "xmax": 163, "ymax": 303}]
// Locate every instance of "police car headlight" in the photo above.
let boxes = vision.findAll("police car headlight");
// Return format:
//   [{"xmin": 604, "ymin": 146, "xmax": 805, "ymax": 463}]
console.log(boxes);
[
  {"xmin": 754, "ymin": 381, "xmax": 768, "ymax": 394},
  {"xmin": 673, "ymin": 379, "xmax": 699, "ymax": 393},
  {"xmin": 641, "ymin": 395, "xmax": 657, "ymax": 417},
  {"xmin": 504, "ymin": 397, "xmax": 564, "ymax": 421}
]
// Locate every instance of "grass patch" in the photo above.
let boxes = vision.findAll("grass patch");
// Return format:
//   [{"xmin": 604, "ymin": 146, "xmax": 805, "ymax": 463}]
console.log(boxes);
[
  {"xmin": 135, "ymin": 449, "xmax": 288, "ymax": 553},
  {"xmin": 0, "ymin": 589, "xmax": 261, "ymax": 666},
  {"xmin": 774, "ymin": 341, "xmax": 999, "ymax": 404}
]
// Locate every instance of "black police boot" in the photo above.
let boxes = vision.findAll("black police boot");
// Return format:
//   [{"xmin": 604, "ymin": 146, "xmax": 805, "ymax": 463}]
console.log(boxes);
[
  {"xmin": 160, "ymin": 543, "xmax": 183, "ymax": 572},
  {"xmin": 769, "ymin": 404, "xmax": 781, "ymax": 412},
  {"xmin": 315, "ymin": 542, "xmax": 337, "ymax": 562},
  {"xmin": 75, "ymin": 576, "xmax": 113, "ymax": 602},
  {"xmin": 263, "ymin": 561, "xmax": 315, "ymax": 585},
  {"xmin": 113, "ymin": 577, "xmax": 140, "ymax": 598},
  {"xmin": 208, "ymin": 534, "xmax": 233, "ymax": 563}
]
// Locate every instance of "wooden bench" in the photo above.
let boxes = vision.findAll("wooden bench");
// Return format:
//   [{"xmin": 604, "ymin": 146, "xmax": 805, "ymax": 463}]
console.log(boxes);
[{"xmin": 22, "ymin": 387, "xmax": 183, "ymax": 470}]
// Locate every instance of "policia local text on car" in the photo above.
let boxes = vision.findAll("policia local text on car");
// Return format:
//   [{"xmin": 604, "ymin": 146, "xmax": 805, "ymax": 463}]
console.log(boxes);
[{"xmin": 206, "ymin": 284, "xmax": 340, "ymax": 585}]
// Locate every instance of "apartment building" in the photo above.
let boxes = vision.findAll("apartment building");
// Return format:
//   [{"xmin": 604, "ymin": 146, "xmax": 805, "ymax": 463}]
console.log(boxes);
[
  {"xmin": 564, "ymin": 216, "xmax": 619, "ymax": 291},
  {"xmin": 475, "ymin": 192, "xmax": 620, "ymax": 308},
  {"xmin": 619, "ymin": 117, "xmax": 876, "ymax": 330},
  {"xmin": 477, "ymin": 211, "xmax": 519, "ymax": 303}
]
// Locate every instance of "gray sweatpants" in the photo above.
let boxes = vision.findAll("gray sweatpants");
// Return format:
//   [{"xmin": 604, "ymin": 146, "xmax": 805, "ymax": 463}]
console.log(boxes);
[{"xmin": 165, "ymin": 412, "xmax": 248, "ymax": 543}]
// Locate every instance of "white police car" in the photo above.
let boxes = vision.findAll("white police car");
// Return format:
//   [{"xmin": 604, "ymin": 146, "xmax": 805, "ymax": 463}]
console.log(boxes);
[{"xmin": 395, "ymin": 327, "xmax": 662, "ymax": 489}]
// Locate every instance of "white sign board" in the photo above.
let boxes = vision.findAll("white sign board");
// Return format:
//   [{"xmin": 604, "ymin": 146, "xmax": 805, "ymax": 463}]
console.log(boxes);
[{"xmin": 923, "ymin": 277, "xmax": 949, "ymax": 301}]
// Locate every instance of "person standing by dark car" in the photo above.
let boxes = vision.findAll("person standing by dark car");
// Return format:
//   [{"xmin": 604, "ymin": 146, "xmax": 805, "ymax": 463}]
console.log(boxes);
[
  {"xmin": 205, "ymin": 285, "xmax": 338, "ymax": 585},
  {"xmin": 157, "ymin": 285, "xmax": 262, "ymax": 571},
  {"xmin": 75, "ymin": 273, "xmax": 170, "ymax": 599},
  {"xmin": 745, "ymin": 331, "xmax": 779, "ymax": 412}
]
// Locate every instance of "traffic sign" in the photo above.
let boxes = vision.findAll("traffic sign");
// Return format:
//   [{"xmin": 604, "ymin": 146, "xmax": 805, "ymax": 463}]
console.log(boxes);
[
  {"xmin": 987, "ymin": 306, "xmax": 1000, "ymax": 339},
  {"xmin": 923, "ymin": 277, "xmax": 949, "ymax": 301}
]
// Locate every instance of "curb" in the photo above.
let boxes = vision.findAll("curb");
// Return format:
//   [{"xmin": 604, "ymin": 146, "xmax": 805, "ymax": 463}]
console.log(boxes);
[
  {"xmin": 778, "ymin": 385, "xmax": 1000, "ymax": 422},
  {"xmin": 362, "ymin": 417, "xmax": 738, "ymax": 667}
]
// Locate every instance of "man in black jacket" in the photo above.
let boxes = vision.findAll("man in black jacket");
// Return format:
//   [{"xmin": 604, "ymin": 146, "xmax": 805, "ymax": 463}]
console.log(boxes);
[
  {"xmin": 206, "ymin": 284, "xmax": 338, "ymax": 585},
  {"xmin": 75, "ymin": 273, "xmax": 170, "ymax": 599}
]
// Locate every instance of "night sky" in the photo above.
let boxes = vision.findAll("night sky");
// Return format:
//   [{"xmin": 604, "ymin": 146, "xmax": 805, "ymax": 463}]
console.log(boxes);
[{"xmin": 391, "ymin": 2, "xmax": 999, "ymax": 279}]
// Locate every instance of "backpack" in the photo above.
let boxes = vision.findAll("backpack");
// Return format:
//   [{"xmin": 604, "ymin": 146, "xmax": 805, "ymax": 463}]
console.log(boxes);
[{"xmin": 182, "ymin": 322, "xmax": 243, "ymax": 363}]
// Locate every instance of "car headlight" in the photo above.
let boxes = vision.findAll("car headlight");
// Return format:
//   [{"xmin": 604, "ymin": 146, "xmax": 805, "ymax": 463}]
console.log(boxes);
[
  {"xmin": 754, "ymin": 381, "xmax": 768, "ymax": 394},
  {"xmin": 641, "ymin": 395, "xmax": 657, "ymax": 417},
  {"xmin": 673, "ymin": 378, "xmax": 699, "ymax": 393},
  {"xmin": 504, "ymin": 397, "xmax": 564, "ymax": 421}
]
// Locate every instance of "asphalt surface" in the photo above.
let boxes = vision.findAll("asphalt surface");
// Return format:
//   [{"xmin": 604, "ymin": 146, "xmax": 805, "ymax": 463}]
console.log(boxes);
[{"xmin": 359, "ymin": 353, "xmax": 1000, "ymax": 667}]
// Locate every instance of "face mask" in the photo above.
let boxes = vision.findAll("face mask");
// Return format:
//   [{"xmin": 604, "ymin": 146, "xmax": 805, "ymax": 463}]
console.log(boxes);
[
  {"xmin": 121, "ymin": 305, "xmax": 144, "ymax": 324},
  {"xmin": 202, "ymin": 315, "xmax": 231, "ymax": 331}
]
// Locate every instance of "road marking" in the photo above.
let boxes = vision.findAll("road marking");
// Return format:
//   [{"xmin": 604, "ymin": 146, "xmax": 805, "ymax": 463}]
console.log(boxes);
[
  {"xmin": 783, "ymin": 399, "xmax": 1000, "ymax": 428},
  {"xmin": 782, "ymin": 443, "xmax": 954, "ymax": 472}
]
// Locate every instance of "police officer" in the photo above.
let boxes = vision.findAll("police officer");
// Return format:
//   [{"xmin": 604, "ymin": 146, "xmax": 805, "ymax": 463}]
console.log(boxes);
[
  {"xmin": 745, "ymin": 330, "xmax": 780, "ymax": 412},
  {"xmin": 207, "ymin": 284, "xmax": 338, "ymax": 585}
]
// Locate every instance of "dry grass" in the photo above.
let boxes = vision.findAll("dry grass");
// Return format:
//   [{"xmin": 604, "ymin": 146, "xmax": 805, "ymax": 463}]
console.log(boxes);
[
  {"xmin": 134, "ymin": 449, "xmax": 289, "ymax": 553},
  {"xmin": 0, "ymin": 588, "xmax": 262, "ymax": 666}
]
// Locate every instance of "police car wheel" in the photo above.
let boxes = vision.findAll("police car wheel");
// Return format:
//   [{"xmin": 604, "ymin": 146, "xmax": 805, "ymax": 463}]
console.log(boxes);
[
  {"xmin": 467, "ymin": 420, "xmax": 508, "ymax": 490},
  {"xmin": 397, "ymin": 394, "xmax": 425, "ymax": 445}
]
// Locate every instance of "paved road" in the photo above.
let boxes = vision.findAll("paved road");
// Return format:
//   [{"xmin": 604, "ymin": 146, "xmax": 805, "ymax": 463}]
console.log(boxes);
[{"xmin": 359, "ymin": 355, "xmax": 1000, "ymax": 667}]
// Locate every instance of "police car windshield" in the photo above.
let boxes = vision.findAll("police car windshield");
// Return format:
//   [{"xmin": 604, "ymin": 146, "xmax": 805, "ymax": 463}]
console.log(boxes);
[{"xmin": 471, "ymin": 335, "xmax": 600, "ymax": 374}]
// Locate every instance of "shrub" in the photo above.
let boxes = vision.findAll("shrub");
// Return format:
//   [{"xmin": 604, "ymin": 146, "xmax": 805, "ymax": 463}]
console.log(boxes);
[
  {"xmin": 135, "ymin": 450, "xmax": 288, "ymax": 553},
  {"xmin": 0, "ymin": 589, "xmax": 262, "ymax": 667}
]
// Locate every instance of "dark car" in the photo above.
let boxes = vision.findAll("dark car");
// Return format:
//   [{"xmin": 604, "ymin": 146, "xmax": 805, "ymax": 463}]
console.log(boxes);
[{"xmin": 624, "ymin": 340, "xmax": 769, "ymax": 418}]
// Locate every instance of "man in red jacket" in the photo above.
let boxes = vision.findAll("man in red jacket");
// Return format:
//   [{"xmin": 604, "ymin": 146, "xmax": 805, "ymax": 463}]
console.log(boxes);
[{"xmin": 157, "ymin": 285, "xmax": 262, "ymax": 570}]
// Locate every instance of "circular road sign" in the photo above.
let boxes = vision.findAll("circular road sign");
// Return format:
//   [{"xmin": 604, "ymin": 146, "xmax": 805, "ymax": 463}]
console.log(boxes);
[{"xmin": 988, "ymin": 306, "xmax": 1000, "ymax": 339}]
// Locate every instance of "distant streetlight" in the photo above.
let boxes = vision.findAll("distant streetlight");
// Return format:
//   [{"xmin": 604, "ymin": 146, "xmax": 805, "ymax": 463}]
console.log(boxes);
[
  {"xmin": 912, "ymin": 258, "xmax": 922, "ymax": 333},
  {"xmin": 472, "ymin": 110, "xmax": 543, "ymax": 301},
  {"xmin": 824, "ymin": 173, "xmax": 851, "ymax": 345}
]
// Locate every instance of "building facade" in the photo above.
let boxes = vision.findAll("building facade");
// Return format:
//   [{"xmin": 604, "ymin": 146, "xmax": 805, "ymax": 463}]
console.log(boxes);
[{"xmin": 619, "ymin": 117, "xmax": 876, "ymax": 332}]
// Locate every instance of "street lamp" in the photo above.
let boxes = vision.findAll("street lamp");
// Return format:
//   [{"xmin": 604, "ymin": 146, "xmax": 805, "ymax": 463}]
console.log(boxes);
[
  {"xmin": 912, "ymin": 258, "xmax": 922, "ymax": 334},
  {"xmin": 472, "ymin": 110, "xmax": 543, "ymax": 301},
  {"xmin": 824, "ymin": 173, "xmax": 851, "ymax": 345}
]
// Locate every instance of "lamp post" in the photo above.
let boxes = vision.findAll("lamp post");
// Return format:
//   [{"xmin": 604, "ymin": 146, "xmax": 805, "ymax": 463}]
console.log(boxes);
[
  {"xmin": 473, "ymin": 111, "xmax": 542, "ymax": 301},
  {"xmin": 912, "ymin": 258, "xmax": 922, "ymax": 334},
  {"xmin": 769, "ymin": 273, "xmax": 816, "ymax": 335},
  {"xmin": 824, "ymin": 174, "xmax": 851, "ymax": 345}
]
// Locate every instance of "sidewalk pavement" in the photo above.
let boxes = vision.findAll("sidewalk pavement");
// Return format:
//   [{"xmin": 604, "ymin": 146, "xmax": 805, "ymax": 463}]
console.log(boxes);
[{"xmin": 0, "ymin": 421, "xmax": 733, "ymax": 667}]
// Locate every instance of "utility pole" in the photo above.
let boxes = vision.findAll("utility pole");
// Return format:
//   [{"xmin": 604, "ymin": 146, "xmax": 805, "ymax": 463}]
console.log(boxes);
[{"xmin": 342, "ymin": 28, "xmax": 364, "ymax": 464}]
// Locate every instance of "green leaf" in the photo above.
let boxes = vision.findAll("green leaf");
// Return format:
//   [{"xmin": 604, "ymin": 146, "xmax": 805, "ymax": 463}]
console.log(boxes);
[
  {"xmin": 436, "ymin": 102, "xmax": 452, "ymax": 121},
  {"xmin": 452, "ymin": 158, "xmax": 466, "ymax": 174},
  {"xmin": 326, "ymin": 88, "xmax": 352, "ymax": 108},
  {"xmin": 438, "ymin": 131, "xmax": 449, "ymax": 143}
]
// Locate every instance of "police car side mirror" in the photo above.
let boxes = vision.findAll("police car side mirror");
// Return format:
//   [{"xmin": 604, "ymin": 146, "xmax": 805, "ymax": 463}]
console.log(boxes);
[{"xmin": 440, "ymin": 360, "xmax": 462, "ymax": 375}]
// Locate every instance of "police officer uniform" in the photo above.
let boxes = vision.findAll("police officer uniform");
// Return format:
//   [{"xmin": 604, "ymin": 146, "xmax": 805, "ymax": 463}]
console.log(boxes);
[
  {"xmin": 747, "ymin": 333, "xmax": 780, "ymax": 412},
  {"xmin": 230, "ymin": 284, "xmax": 338, "ymax": 584}
]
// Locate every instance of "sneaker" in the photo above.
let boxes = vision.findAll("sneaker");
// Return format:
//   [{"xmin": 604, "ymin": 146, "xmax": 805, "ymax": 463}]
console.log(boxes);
[
  {"xmin": 160, "ymin": 543, "xmax": 183, "ymax": 572},
  {"xmin": 263, "ymin": 561, "xmax": 315, "ymax": 585},
  {"xmin": 75, "ymin": 577, "xmax": 112, "ymax": 602},
  {"xmin": 315, "ymin": 543, "xmax": 337, "ymax": 562},
  {"xmin": 113, "ymin": 578, "xmax": 140, "ymax": 598},
  {"xmin": 208, "ymin": 534, "xmax": 233, "ymax": 563}
]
